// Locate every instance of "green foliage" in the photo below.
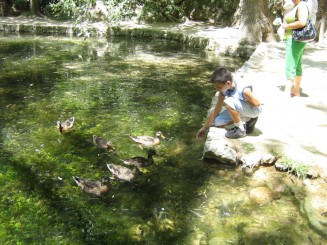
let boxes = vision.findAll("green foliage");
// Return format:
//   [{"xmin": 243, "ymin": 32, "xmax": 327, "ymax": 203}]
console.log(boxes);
[
  {"xmin": 49, "ymin": 0, "xmax": 137, "ymax": 22},
  {"xmin": 268, "ymin": 0, "xmax": 283, "ymax": 17},
  {"xmin": 280, "ymin": 157, "xmax": 309, "ymax": 179},
  {"xmin": 12, "ymin": 0, "xmax": 30, "ymax": 11},
  {"xmin": 137, "ymin": 0, "xmax": 239, "ymax": 23},
  {"xmin": 47, "ymin": 0, "xmax": 239, "ymax": 24},
  {"xmin": 49, "ymin": 0, "xmax": 89, "ymax": 21},
  {"xmin": 138, "ymin": 0, "xmax": 185, "ymax": 22},
  {"xmin": 0, "ymin": 34, "xmax": 246, "ymax": 244}
]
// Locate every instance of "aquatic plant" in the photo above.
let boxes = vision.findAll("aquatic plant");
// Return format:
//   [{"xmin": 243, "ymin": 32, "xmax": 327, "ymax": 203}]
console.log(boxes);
[{"xmin": 278, "ymin": 156, "xmax": 309, "ymax": 179}]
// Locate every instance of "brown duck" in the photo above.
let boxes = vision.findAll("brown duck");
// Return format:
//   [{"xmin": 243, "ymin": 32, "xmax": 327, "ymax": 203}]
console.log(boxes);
[
  {"xmin": 129, "ymin": 131, "xmax": 165, "ymax": 149},
  {"xmin": 57, "ymin": 117, "xmax": 75, "ymax": 133},
  {"xmin": 106, "ymin": 163, "xmax": 140, "ymax": 181},
  {"xmin": 93, "ymin": 135, "xmax": 115, "ymax": 151},
  {"xmin": 72, "ymin": 176, "xmax": 110, "ymax": 195}
]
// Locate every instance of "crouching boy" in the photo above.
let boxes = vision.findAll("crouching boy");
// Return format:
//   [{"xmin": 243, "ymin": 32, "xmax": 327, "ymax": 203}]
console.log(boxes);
[{"xmin": 196, "ymin": 67, "xmax": 263, "ymax": 140}]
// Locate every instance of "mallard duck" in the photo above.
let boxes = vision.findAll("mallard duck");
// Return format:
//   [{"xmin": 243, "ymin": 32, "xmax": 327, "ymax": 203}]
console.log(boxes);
[
  {"xmin": 129, "ymin": 131, "xmax": 165, "ymax": 149},
  {"xmin": 122, "ymin": 149, "xmax": 156, "ymax": 168},
  {"xmin": 57, "ymin": 117, "xmax": 75, "ymax": 133},
  {"xmin": 93, "ymin": 135, "xmax": 115, "ymax": 151},
  {"xmin": 106, "ymin": 163, "xmax": 140, "ymax": 181},
  {"xmin": 72, "ymin": 176, "xmax": 110, "ymax": 195}
]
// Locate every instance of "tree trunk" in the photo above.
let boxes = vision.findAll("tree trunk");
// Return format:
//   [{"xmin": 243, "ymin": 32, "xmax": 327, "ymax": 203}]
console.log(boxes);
[
  {"xmin": 30, "ymin": 0, "xmax": 41, "ymax": 16},
  {"xmin": 234, "ymin": 0, "xmax": 275, "ymax": 44},
  {"xmin": 319, "ymin": 0, "xmax": 327, "ymax": 44}
]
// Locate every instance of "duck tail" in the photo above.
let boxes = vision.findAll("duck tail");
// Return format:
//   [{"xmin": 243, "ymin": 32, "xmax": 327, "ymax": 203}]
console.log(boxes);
[
  {"xmin": 56, "ymin": 121, "xmax": 63, "ymax": 133},
  {"xmin": 129, "ymin": 135, "xmax": 139, "ymax": 141},
  {"xmin": 106, "ymin": 163, "xmax": 112, "ymax": 171},
  {"xmin": 72, "ymin": 176, "xmax": 80, "ymax": 184}
]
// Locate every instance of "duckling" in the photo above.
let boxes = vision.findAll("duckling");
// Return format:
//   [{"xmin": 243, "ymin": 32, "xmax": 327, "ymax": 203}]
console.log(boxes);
[
  {"xmin": 93, "ymin": 135, "xmax": 115, "ymax": 151},
  {"xmin": 72, "ymin": 176, "xmax": 110, "ymax": 195},
  {"xmin": 57, "ymin": 117, "xmax": 74, "ymax": 133},
  {"xmin": 129, "ymin": 131, "xmax": 165, "ymax": 149},
  {"xmin": 122, "ymin": 149, "xmax": 156, "ymax": 168},
  {"xmin": 106, "ymin": 163, "xmax": 140, "ymax": 181}
]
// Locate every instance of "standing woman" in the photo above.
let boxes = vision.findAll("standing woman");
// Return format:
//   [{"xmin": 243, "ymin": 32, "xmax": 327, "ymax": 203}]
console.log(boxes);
[{"xmin": 282, "ymin": 0, "xmax": 310, "ymax": 97}]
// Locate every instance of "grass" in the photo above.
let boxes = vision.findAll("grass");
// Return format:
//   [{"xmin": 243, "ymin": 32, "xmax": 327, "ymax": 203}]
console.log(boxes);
[{"xmin": 279, "ymin": 156, "xmax": 309, "ymax": 179}]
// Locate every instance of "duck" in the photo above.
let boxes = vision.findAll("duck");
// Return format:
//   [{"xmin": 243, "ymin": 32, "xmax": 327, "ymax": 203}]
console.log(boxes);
[
  {"xmin": 129, "ymin": 131, "xmax": 165, "ymax": 149},
  {"xmin": 93, "ymin": 135, "xmax": 115, "ymax": 151},
  {"xmin": 106, "ymin": 163, "xmax": 140, "ymax": 181},
  {"xmin": 57, "ymin": 117, "xmax": 74, "ymax": 133},
  {"xmin": 122, "ymin": 149, "xmax": 156, "ymax": 168},
  {"xmin": 72, "ymin": 176, "xmax": 110, "ymax": 195}
]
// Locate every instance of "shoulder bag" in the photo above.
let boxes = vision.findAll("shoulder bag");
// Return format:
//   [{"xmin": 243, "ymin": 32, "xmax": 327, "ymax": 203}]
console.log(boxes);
[{"xmin": 292, "ymin": 3, "xmax": 316, "ymax": 42}]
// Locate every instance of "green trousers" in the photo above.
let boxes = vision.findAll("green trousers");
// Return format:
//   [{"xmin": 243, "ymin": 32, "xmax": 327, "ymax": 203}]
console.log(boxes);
[{"xmin": 285, "ymin": 38, "xmax": 307, "ymax": 80}]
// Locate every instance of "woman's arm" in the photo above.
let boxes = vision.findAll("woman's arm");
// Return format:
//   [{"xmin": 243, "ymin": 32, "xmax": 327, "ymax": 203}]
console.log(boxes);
[{"xmin": 282, "ymin": 3, "xmax": 309, "ymax": 30}]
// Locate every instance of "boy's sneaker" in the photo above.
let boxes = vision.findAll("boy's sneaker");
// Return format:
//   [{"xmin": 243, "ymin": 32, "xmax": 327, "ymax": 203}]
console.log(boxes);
[
  {"xmin": 225, "ymin": 127, "xmax": 246, "ymax": 139},
  {"xmin": 245, "ymin": 117, "xmax": 258, "ymax": 134}
]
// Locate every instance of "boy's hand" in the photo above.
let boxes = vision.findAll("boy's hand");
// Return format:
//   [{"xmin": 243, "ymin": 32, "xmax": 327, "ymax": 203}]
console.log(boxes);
[{"xmin": 196, "ymin": 127, "xmax": 207, "ymax": 140}]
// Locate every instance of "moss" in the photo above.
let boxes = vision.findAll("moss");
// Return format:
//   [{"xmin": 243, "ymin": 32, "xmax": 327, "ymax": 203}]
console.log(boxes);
[{"xmin": 0, "ymin": 34, "xmax": 318, "ymax": 244}]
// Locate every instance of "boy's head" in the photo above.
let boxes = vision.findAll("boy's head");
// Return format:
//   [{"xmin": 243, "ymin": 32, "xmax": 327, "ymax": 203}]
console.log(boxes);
[{"xmin": 210, "ymin": 67, "xmax": 233, "ymax": 92}]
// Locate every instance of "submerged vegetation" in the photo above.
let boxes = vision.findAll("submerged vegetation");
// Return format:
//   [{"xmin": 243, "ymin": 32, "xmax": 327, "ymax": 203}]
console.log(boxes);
[
  {"xmin": 0, "ymin": 34, "xmax": 325, "ymax": 244},
  {"xmin": 278, "ymin": 156, "xmax": 310, "ymax": 179}
]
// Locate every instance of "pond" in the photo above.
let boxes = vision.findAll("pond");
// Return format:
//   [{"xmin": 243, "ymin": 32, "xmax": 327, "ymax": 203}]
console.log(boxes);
[{"xmin": 0, "ymin": 34, "xmax": 324, "ymax": 244}]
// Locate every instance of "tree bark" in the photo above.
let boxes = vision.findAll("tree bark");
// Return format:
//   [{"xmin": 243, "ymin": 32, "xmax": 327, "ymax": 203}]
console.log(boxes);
[
  {"xmin": 30, "ymin": 0, "xmax": 41, "ymax": 16},
  {"xmin": 234, "ymin": 0, "xmax": 275, "ymax": 44},
  {"xmin": 318, "ymin": 0, "xmax": 326, "ymax": 44}
]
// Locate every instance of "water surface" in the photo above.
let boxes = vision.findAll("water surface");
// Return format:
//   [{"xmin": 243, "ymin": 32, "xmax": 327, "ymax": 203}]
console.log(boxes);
[{"xmin": 0, "ymin": 34, "xmax": 323, "ymax": 244}]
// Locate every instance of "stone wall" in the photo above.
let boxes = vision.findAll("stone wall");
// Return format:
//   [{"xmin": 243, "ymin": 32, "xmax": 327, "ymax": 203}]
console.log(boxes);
[{"xmin": 0, "ymin": 18, "xmax": 256, "ymax": 58}]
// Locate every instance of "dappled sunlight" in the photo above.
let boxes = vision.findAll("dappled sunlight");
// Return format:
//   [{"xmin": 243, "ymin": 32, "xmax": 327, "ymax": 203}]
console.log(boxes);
[{"xmin": 0, "ymin": 34, "xmax": 325, "ymax": 244}]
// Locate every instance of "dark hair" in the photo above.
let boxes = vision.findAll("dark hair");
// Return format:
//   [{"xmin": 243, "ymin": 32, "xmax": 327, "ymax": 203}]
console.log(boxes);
[{"xmin": 210, "ymin": 67, "xmax": 233, "ymax": 84}]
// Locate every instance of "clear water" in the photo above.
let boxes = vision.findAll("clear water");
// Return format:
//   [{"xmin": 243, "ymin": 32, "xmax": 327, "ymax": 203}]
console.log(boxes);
[{"xmin": 0, "ymin": 34, "xmax": 325, "ymax": 244}]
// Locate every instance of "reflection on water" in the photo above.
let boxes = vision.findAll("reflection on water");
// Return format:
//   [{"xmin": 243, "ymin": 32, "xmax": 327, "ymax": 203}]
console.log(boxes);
[{"xmin": 0, "ymin": 34, "xmax": 324, "ymax": 244}]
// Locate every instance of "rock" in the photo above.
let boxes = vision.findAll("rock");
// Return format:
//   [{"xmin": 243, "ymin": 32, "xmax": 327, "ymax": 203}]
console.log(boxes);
[
  {"xmin": 274, "ymin": 163, "xmax": 290, "ymax": 172},
  {"xmin": 203, "ymin": 127, "xmax": 240, "ymax": 165},
  {"xmin": 260, "ymin": 153, "xmax": 277, "ymax": 165},
  {"xmin": 302, "ymin": 179, "xmax": 327, "ymax": 238},
  {"xmin": 242, "ymin": 167, "xmax": 254, "ymax": 176},
  {"xmin": 241, "ymin": 153, "xmax": 277, "ymax": 169},
  {"xmin": 240, "ymin": 153, "xmax": 262, "ymax": 169},
  {"xmin": 249, "ymin": 186, "xmax": 274, "ymax": 205}
]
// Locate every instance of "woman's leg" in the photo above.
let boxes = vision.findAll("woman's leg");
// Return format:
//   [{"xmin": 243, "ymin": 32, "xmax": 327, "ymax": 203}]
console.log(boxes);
[
  {"xmin": 292, "ymin": 76, "xmax": 302, "ymax": 96},
  {"xmin": 291, "ymin": 40, "xmax": 306, "ymax": 96},
  {"xmin": 291, "ymin": 41, "xmax": 306, "ymax": 96},
  {"xmin": 285, "ymin": 39, "xmax": 306, "ymax": 97},
  {"xmin": 285, "ymin": 38, "xmax": 295, "ymax": 95}
]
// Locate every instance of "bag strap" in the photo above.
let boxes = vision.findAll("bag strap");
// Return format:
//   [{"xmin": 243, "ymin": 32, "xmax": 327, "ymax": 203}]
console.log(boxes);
[
  {"xmin": 295, "ymin": 2, "xmax": 310, "ymax": 22},
  {"xmin": 304, "ymin": 2, "xmax": 311, "ymax": 18}
]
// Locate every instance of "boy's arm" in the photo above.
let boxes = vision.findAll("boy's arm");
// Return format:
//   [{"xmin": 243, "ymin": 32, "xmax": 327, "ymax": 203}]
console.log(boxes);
[
  {"xmin": 243, "ymin": 88, "xmax": 261, "ymax": 107},
  {"xmin": 196, "ymin": 92, "xmax": 225, "ymax": 139}
]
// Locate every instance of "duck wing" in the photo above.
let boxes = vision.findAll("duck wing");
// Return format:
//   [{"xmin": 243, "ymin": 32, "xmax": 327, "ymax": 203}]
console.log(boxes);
[
  {"xmin": 73, "ymin": 176, "xmax": 109, "ymax": 195},
  {"xmin": 130, "ymin": 135, "xmax": 155, "ymax": 144},
  {"xmin": 122, "ymin": 156, "xmax": 147, "ymax": 168},
  {"xmin": 107, "ymin": 164, "xmax": 135, "ymax": 181},
  {"xmin": 93, "ymin": 135, "xmax": 115, "ymax": 150},
  {"xmin": 57, "ymin": 117, "xmax": 74, "ymax": 132},
  {"xmin": 63, "ymin": 117, "xmax": 74, "ymax": 127},
  {"xmin": 73, "ymin": 176, "xmax": 100, "ymax": 188}
]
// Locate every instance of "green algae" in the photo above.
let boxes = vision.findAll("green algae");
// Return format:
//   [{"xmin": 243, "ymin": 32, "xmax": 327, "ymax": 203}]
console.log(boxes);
[{"xmin": 0, "ymin": 34, "xmax": 325, "ymax": 244}]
